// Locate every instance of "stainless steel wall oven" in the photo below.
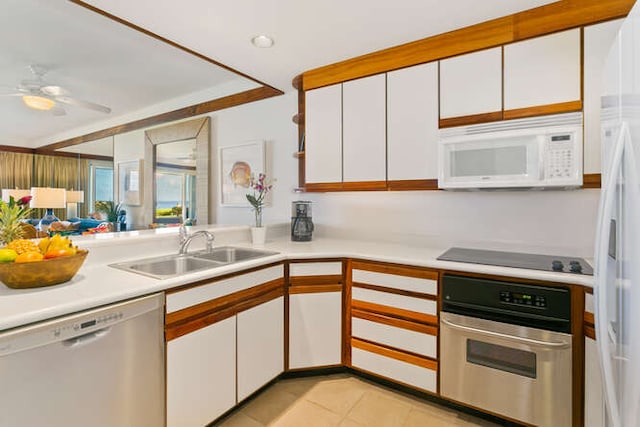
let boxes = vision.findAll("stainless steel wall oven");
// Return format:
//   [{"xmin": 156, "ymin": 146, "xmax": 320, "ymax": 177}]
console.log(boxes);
[{"xmin": 440, "ymin": 274, "xmax": 573, "ymax": 427}]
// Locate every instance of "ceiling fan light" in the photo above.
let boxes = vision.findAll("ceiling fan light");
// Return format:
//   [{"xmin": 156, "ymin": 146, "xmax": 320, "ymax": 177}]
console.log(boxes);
[{"xmin": 22, "ymin": 95, "xmax": 55, "ymax": 111}]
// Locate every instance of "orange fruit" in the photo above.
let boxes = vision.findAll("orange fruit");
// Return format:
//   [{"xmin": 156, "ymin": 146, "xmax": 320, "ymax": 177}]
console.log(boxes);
[
  {"xmin": 44, "ymin": 248, "xmax": 74, "ymax": 259},
  {"xmin": 15, "ymin": 251, "xmax": 44, "ymax": 263}
]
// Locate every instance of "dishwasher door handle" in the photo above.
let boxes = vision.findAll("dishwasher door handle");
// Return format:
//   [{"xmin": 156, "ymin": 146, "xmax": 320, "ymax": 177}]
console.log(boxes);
[
  {"xmin": 441, "ymin": 318, "xmax": 570, "ymax": 349},
  {"xmin": 62, "ymin": 328, "xmax": 111, "ymax": 348}
]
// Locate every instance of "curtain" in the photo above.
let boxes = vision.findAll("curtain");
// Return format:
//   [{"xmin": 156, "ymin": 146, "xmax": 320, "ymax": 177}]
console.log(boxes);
[
  {"xmin": 0, "ymin": 151, "xmax": 33, "ymax": 190},
  {"xmin": 33, "ymin": 154, "xmax": 89, "ymax": 220}
]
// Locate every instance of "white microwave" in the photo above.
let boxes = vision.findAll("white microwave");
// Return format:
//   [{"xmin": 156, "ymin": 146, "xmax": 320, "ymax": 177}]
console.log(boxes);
[{"xmin": 438, "ymin": 113, "xmax": 583, "ymax": 190}]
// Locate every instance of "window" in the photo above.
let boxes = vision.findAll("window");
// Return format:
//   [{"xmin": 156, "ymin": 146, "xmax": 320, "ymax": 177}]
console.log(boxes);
[
  {"xmin": 155, "ymin": 168, "xmax": 196, "ymax": 223},
  {"xmin": 92, "ymin": 164, "xmax": 113, "ymax": 209}
]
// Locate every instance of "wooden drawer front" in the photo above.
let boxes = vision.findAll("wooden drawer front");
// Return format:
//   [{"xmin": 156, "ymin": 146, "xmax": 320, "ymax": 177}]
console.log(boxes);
[
  {"xmin": 290, "ymin": 262, "xmax": 342, "ymax": 276},
  {"xmin": 351, "ymin": 347, "xmax": 437, "ymax": 393},
  {"xmin": 353, "ymin": 269, "xmax": 437, "ymax": 295},
  {"xmin": 352, "ymin": 317, "xmax": 436, "ymax": 359},
  {"xmin": 167, "ymin": 265, "xmax": 283, "ymax": 313},
  {"xmin": 352, "ymin": 287, "xmax": 436, "ymax": 317}
]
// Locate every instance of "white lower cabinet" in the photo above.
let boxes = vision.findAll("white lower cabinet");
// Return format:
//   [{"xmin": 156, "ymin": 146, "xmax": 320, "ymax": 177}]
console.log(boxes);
[
  {"xmin": 289, "ymin": 292, "xmax": 342, "ymax": 368},
  {"xmin": 585, "ymin": 336, "xmax": 605, "ymax": 427},
  {"xmin": 237, "ymin": 297, "xmax": 284, "ymax": 401},
  {"xmin": 167, "ymin": 316, "xmax": 236, "ymax": 427},
  {"xmin": 351, "ymin": 347, "xmax": 437, "ymax": 392}
]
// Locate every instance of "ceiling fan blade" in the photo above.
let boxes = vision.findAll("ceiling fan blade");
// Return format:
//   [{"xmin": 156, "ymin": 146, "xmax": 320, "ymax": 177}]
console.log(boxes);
[
  {"xmin": 51, "ymin": 105, "xmax": 66, "ymax": 116},
  {"xmin": 54, "ymin": 96, "xmax": 111, "ymax": 114}
]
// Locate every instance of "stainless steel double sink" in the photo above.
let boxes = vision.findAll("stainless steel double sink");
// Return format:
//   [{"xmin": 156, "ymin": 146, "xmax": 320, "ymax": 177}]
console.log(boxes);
[{"xmin": 110, "ymin": 246, "xmax": 279, "ymax": 279}]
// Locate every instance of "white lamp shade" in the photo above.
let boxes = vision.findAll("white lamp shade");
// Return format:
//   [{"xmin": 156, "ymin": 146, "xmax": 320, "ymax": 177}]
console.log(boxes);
[
  {"xmin": 66, "ymin": 190, "xmax": 85, "ymax": 203},
  {"xmin": 30, "ymin": 187, "xmax": 66, "ymax": 209},
  {"xmin": 1, "ymin": 189, "xmax": 31, "ymax": 203}
]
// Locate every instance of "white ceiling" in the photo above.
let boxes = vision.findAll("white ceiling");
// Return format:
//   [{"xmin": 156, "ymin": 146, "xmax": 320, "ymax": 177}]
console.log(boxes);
[{"xmin": 2, "ymin": 0, "xmax": 558, "ymax": 149}]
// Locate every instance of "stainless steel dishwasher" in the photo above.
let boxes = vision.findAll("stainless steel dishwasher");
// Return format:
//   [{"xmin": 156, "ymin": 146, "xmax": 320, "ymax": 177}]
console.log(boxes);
[{"xmin": 0, "ymin": 293, "xmax": 165, "ymax": 427}]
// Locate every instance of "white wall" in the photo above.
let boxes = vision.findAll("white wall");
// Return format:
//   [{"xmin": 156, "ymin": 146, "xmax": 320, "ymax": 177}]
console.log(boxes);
[
  {"xmin": 304, "ymin": 189, "xmax": 599, "ymax": 257},
  {"xmin": 113, "ymin": 129, "xmax": 146, "ymax": 228},
  {"xmin": 210, "ymin": 91, "xmax": 299, "ymax": 226}
]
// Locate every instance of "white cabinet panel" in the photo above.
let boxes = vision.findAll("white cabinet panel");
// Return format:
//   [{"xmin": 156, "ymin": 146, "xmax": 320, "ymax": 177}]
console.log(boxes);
[
  {"xmin": 352, "ymin": 269, "xmax": 437, "ymax": 295},
  {"xmin": 584, "ymin": 19, "xmax": 624, "ymax": 174},
  {"xmin": 289, "ymin": 262, "xmax": 343, "ymax": 276},
  {"xmin": 387, "ymin": 62, "xmax": 439, "ymax": 180},
  {"xmin": 504, "ymin": 29, "xmax": 581, "ymax": 110},
  {"xmin": 439, "ymin": 47, "xmax": 503, "ymax": 118},
  {"xmin": 352, "ymin": 347, "xmax": 436, "ymax": 393},
  {"xmin": 305, "ymin": 84, "xmax": 342, "ymax": 183},
  {"xmin": 237, "ymin": 297, "xmax": 284, "ymax": 402},
  {"xmin": 167, "ymin": 317, "xmax": 236, "ymax": 427},
  {"xmin": 352, "ymin": 287, "xmax": 437, "ymax": 316},
  {"xmin": 352, "ymin": 318, "xmax": 436, "ymax": 358},
  {"xmin": 585, "ymin": 337, "xmax": 605, "ymax": 427},
  {"xmin": 289, "ymin": 292, "xmax": 342, "ymax": 368},
  {"xmin": 166, "ymin": 265, "xmax": 283, "ymax": 313},
  {"xmin": 343, "ymin": 74, "xmax": 387, "ymax": 182}
]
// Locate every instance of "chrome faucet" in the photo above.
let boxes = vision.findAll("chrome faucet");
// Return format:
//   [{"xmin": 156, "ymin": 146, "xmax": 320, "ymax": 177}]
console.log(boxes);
[{"xmin": 178, "ymin": 230, "xmax": 215, "ymax": 255}]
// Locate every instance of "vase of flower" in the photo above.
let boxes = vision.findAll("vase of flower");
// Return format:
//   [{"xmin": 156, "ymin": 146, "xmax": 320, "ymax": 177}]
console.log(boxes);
[{"xmin": 246, "ymin": 173, "xmax": 273, "ymax": 246}]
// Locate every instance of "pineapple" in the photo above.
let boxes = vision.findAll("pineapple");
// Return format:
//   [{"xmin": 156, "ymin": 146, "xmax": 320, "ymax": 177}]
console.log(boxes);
[
  {"xmin": 0, "ymin": 208, "xmax": 25, "ymax": 246},
  {"xmin": 0, "ymin": 195, "xmax": 32, "ymax": 246}
]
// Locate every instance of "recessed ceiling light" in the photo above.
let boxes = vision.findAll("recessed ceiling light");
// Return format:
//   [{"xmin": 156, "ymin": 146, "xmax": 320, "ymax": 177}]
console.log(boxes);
[{"xmin": 251, "ymin": 35, "xmax": 274, "ymax": 48}]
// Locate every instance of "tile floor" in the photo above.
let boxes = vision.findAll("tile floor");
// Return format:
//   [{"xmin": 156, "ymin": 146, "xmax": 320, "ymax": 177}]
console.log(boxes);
[{"xmin": 213, "ymin": 374, "xmax": 501, "ymax": 427}]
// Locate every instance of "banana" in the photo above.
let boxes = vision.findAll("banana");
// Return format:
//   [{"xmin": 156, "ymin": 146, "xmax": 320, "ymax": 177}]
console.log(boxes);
[
  {"xmin": 38, "ymin": 236, "xmax": 51, "ymax": 254},
  {"xmin": 38, "ymin": 234, "xmax": 77, "ymax": 255}
]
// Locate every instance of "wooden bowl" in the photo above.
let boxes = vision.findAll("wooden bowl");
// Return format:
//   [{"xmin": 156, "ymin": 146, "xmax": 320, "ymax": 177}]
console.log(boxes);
[{"xmin": 0, "ymin": 250, "xmax": 88, "ymax": 289}]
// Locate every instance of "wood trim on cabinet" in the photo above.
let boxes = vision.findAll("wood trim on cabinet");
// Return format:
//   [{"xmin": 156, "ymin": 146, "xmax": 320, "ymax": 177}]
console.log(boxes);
[
  {"xmin": 284, "ymin": 263, "xmax": 290, "ymax": 371},
  {"xmin": 585, "ymin": 324, "xmax": 596, "ymax": 340},
  {"xmin": 386, "ymin": 179, "xmax": 439, "ymax": 191},
  {"xmin": 37, "ymin": 86, "xmax": 283, "ymax": 151},
  {"xmin": 352, "ymin": 282, "xmax": 437, "ymax": 302},
  {"xmin": 352, "ymin": 300, "xmax": 438, "ymax": 327},
  {"xmin": 342, "ymin": 181, "xmax": 388, "ymax": 191},
  {"xmin": 304, "ymin": 182, "xmax": 344, "ymax": 192},
  {"xmin": 289, "ymin": 275, "xmax": 343, "ymax": 286},
  {"xmin": 289, "ymin": 284, "xmax": 343, "ymax": 294},
  {"xmin": 302, "ymin": 0, "xmax": 634, "ymax": 90},
  {"xmin": 352, "ymin": 338, "xmax": 438, "ymax": 371},
  {"xmin": 583, "ymin": 173, "xmax": 602, "ymax": 189},
  {"xmin": 352, "ymin": 309, "xmax": 438, "ymax": 336},
  {"xmin": 352, "ymin": 260, "xmax": 439, "ymax": 281},
  {"xmin": 165, "ymin": 278, "xmax": 284, "ymax": 340},
  {"xmin": 438, "ymin": 111, "xmax": 504, "ymax": 128},
  {"xmin": 502, "ymin": 100, "xmax": 582, "ymax": 120},
  {"xmin": 440, "ymin": 269, "xmax": 576, "ymax": 289},
  {"xmin": 584, "ymin": 311, "xmax": 594, "ymax": 327}
]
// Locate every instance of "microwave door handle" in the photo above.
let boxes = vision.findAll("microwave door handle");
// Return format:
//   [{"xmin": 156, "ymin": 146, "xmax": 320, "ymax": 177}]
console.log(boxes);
[{"xmin": 441, "ymin": 318, "xmax": 570, "ymax": 349}]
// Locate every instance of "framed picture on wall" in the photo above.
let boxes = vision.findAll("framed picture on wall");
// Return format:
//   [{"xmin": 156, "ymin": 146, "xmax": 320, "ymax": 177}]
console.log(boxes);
[
  {"xmin": 219, "ymin": 141, "xmax": 265, "ymax": 206},
  {"xmin": 118, "ymin": 159, "xmax": 143, "ymax": 206}
]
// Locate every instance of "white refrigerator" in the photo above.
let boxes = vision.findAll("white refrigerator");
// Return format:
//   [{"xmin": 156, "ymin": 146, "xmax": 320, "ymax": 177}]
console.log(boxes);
[{"xmin": 595, "ymin": 2, "xmax": 640, "ymax": 427}]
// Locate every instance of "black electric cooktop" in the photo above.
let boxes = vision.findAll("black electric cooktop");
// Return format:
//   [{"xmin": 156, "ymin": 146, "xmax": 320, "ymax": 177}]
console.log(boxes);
[{"xmin": 437, "ymin": 247, "xmax": 593, "ymax": 275}]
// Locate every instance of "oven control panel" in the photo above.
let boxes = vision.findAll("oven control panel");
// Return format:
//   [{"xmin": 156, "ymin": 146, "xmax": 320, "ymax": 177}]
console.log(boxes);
[{"xmin": 500, "ymin": 291, "xmax": 547, "ymax": 308}]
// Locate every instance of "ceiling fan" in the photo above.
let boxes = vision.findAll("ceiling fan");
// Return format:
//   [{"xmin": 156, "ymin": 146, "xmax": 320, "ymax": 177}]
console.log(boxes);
[{"xmin": 0, "ymin": 65, "xmax": 111, "ymax": 116}]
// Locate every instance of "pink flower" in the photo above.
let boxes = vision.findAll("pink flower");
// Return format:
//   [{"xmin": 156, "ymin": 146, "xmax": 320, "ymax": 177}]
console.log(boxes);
[{"xmin": 17, "ymin": 196, "xmax": 32, "ymax": 206}]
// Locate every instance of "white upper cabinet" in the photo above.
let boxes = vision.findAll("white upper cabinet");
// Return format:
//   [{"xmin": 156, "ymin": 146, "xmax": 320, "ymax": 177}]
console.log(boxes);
[
  {"xmin": 439, "ymin": 47, "xmax": 503, "ymax": 119},
  {"xmin": 504, "ymin": 29, "xmax": 581, "ymax": 111},
  {"xmin": 387, "ymin": 62, "xmax": 439, "ymax": 180},
  {"xmin": 584, "ymin": 19, "xmax": 624, "ymax": 175},
  {"xmin": 305, "ymin": 84, "xmax": 342, "ymax": 183},
  {"xmin": 342, "ymin": 74, "xmax": 387, "ymax": 182}
]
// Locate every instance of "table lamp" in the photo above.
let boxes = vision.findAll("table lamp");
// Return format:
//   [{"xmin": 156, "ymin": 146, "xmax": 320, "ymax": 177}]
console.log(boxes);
[
  {"xmin": 65, "ymin": 190, "xmax": 84, "ymax": 219},
  {"xmin": 30, "ymin": 187, "xmax": 66, "ymax": 231},
  {"xmin": 1, "ymin": 189, "xmax": 32, "ymax": 203}
]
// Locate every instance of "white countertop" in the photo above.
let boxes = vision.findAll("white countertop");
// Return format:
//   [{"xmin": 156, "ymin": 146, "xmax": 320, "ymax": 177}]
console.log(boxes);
[{"xmin": 0, "ymin": 232, "xmax": 594, "ymax": 332}]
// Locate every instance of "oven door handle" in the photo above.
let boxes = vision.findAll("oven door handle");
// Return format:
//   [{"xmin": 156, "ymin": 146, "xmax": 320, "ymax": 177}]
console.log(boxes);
[{"xmin": 441, "ymin": 318, "xmax": 571, "ymax": 349}]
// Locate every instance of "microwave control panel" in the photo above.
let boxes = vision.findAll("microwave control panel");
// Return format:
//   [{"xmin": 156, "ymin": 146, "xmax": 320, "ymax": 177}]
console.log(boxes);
[{"xmin": 546, "ymin": 134, "xmax": 576, "ymax": 181}]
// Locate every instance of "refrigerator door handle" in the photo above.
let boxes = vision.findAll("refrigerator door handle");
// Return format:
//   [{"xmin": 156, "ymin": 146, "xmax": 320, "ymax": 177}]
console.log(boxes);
[{"xmin": 595, "ymin": 121, "xmax": 628, "ymax": 427}]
